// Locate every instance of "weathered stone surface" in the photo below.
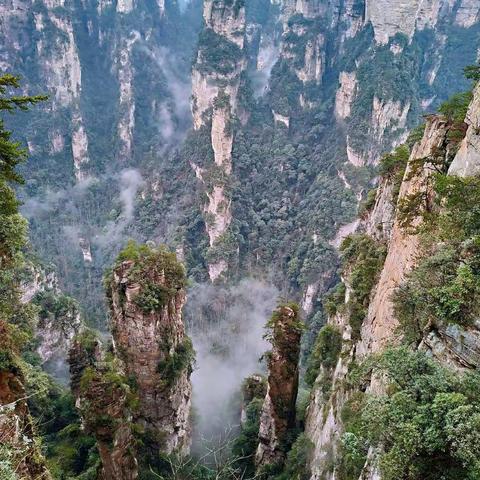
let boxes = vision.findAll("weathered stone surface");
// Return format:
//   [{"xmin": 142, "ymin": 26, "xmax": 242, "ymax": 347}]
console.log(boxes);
[
  {"xmin": 449, "ymin": 83, "xmax": 480, "ymax": 177},
  {"xmin": 335, "ymin": 71, "xmax": 357, "ymax": 120},
  {"xmin": 109, "ymin": 257, "xmax": 192, "ymax": 455},
  {"xmin": 191, "ymin": 0, "xmax": 247, "ymax": 281},
  {"xmin": 363, "ymin": 176, "xmax": 396, "ymax": 242},
  {"xmin": 305, "ymin": 308, "xmax": 353, "ymax": 480},
  {"xmin": 421, "ymin": 322, "xmax": 480, "ymax": 370},
  {"xmin": 256, "ymin": 305, "xmax": 302, "ymax": 470},
  {"xmin": 69, "ymin": 336, "xmax": 138, "ymax": 480},
  {"xmin": 305, "ymin": 113, "xmax": 469, "ymax": 480},
  {"xmin": 296, "ymin": 34, "xmax": 325, "ymax": 84},
  {"xmin": 358, "ymin": 116, "xmax": 450, "ymax": 357}
]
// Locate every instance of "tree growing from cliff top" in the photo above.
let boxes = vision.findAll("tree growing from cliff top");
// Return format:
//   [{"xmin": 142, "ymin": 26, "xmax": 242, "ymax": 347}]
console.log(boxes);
[
  {"xmin": 0, "ymin": 74, "xmax": 51, "ymax": 480},
  {"xmin": 1, "ymin": 73, "xmax": 46, "ymax": 320}
]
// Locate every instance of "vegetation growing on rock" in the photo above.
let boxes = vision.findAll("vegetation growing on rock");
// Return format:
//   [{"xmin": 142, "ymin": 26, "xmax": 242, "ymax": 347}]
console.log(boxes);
[
  {"xmin": 341, "ymin": 348, "xmax": 480, "ymax": 480},
  {"xmin": 339, "ymin": 234, "xmax": 387, "ymax": 339}
]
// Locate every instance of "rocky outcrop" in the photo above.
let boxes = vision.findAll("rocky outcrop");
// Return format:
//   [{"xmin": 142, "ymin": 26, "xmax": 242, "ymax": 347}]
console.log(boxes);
[
  {"xmin": 191, "ymin": 0, "xmax": 247, "ymax": 281},
  {"xmin": 365, "ymin": 0, "xmax": 422, "ymax": 44},
  {"xmin": 305, "ymin": 308, "xmax": 353, "ymax": 480},
  {"xmin": 371, "ymin": 96, "xmax": 410, "ymax": 139},
  {"xmin": 335, "ymin": 71, "xmax": 357, "ymax": 120},
  {"xmin": 420, "ymin": 321, "xmax": 480, "ymax": 370},
  {"xmin": 20, "ymin": 263, "xmax": 82, "ymax": 380},
  {"xmin": 346, "ymin": 136, "xmax": 365, "ymax": 167},
  {"xmin": 256, "ymin": 304, "xmax": 302, "ymax": 470},
  {"xmin": 33, "ymin": 1, "xmax": 90, "ymax": 181},
  {"xmin": 70, "ymin": 245, "xmax": 193, "ymax": 478},
  {"xmin": 365, "ymin": 0, "xmax": 480, "ymax": 44},
  {"xmin": 363, "ymin": 177, "xmax": 395, "ymax": 242},
  {"xmin": 296, "ymin": 34, "xmax": 325, "ymax": 84},
  {"xmin": 35, "ymin": 292, "xmax": 82, "ymax": 381},
  {"xmin": 358, "ymin": 116, "xmax": 450, "ymax": 357},
  {"xmin": 449, "ymin": 83, "xmax": 480, "ymax": 176},
  {"xmin": 69, "ymin": 334, "xmax": 138, "ymax": 480},
  {"xmin": 116, "ymin": 31, "xmax": 139, "ymax": 162},
  {"xmin": 107, "ymin": 250, "xmax": 193, "ymax": 455}
]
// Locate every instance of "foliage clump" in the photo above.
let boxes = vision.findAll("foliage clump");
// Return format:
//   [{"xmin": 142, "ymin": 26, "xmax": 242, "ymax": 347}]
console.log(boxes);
[
  {"xmin": 305, "ymin": 325, "xmax": 342, "ymax": 387},
  {"xmin": 339, "ymin": 235, "xmax": 386, "ymax": 340},
  {"xmin": 438, "ymin": 91, "xmax": 472, "ymax": 123},
  {"xmin": 231, "ymin": 397, "xmax": 263, "ymax": 477},
  {"xmin": 394, "ymin": 174, "xmax": 480, "ymax": 343},
  {"xmin": 340, "ymin": 347, "xmax": 480, "ymax": 480},
  {"xmin": 157, "ymin": 337, "xmax": 195, "ymax": 386},
  {"xmin": 113, "ymin": 240, "xmax": 187, "ymax": 312},
  {"xmin": 274, "ymin": 433, "xmax": 313, "ymax": 480},
  {"xmin": 197, "ymin": 28, "xmax": 243, "ymax": 75},
  {"xmin": 323, "ymin": 283, "xmax": 346, "ymax": 318},
  {"xmin": 265, "ymin": 302, "xmax": 304, "ymax": 365}
]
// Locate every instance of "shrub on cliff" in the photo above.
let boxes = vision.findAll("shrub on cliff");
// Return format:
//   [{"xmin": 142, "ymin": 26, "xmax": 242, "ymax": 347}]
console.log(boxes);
[
  {"xmin": 340, "ymin": 348, "xmax": 480, "ymax": 480},
  {"xmin": 339, "ymin": 235, "xmax": 386, "ymax": 340},
  {"xmin": 275, "ymin": 433, "xmax": 313, "ymax": 480},
  {"xmin": 112, "ymin": 240, "xmax": 187, "ymax": 312},
  {"xmin": 157, "ymin": 337, "xmax": 195, "ymax": 386},
  {"xmin": 305, "ymin": 325, "xmax": 342, "ymax": 387},
  {"xmin": 232, "ymin": 397, "xmax": 263, "ymax": 477},
  {"xmin": 394, "ymin": 174, "xmax": 480, "ymax": 343}
]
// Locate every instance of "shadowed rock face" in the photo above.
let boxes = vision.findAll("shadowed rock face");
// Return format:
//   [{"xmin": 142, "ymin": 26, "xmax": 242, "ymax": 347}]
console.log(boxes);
[
  {"xmin": 256, "ymin": 304, "xmax": 302, "ymax": 470},
  {"xmin": 69, "ymin": 337, "xmax": 138, "ymax": 480},
  {"xmin": 108, "ymin": 255, "xmax": 192, "ymax": 456}
]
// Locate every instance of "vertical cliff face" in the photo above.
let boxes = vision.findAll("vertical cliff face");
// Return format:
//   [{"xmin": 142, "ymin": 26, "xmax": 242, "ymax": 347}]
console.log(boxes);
[
  {"xmin": 366, "ymin": 0, "xmax": 480, "ymax": 44},
  {"xmin": 449, "ymin": 82, "xmax": 480, "ymax": 177},
  {"xmin": 108, "ymin": 248, "xmax": 193, "ymax": 455},
  {"xmin": 357, "ymin": 116, "xmax": 450, "ymax": 357},
  {"xmin": 191, "ymin": 0, "xmax": 246, "ymax": 282},
  {"xmin": 30, "ymin": 0, "xmax": 89, "ymax": 181},
  {"xmin": 19, "ymin": 263, "xmax": 83, "ymax": 380},
  {"xmin": 305, "ymin": 84, "xmax": 480, "ymax": 480},
  {"xmin": 256, "ymin": 304, "xmax": 302, "ymax": 470}
]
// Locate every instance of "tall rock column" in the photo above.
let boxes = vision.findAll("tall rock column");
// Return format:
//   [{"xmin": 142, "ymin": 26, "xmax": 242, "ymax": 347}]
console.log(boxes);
[
  {"xmin": 107, "ymin": 244, "xmax": 193, "ymax": 455},
  {"xmin": 256, "ymin": 303, "xmax": 302, "ymax": 470},
  {"xmin": 191, "ymin": 0, "xmax": 247, "ymax": 282}
]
